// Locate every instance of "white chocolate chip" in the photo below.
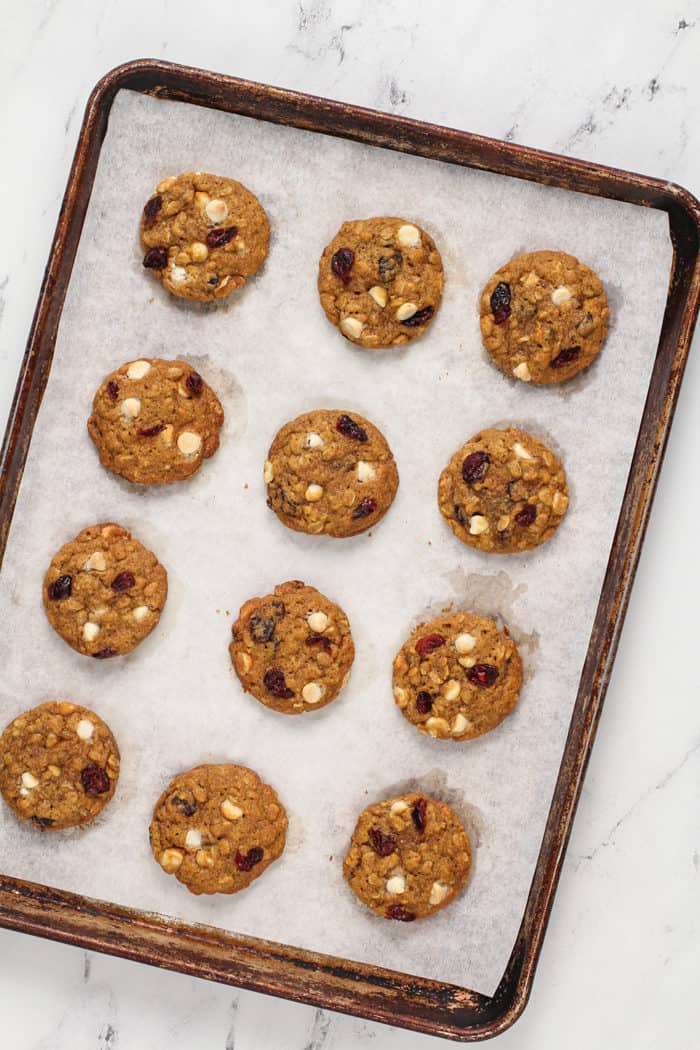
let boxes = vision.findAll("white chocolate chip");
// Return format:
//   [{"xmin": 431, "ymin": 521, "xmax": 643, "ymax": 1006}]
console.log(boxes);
[
  {"xmin": 82, "ymin": 622, "xmax": 100, "ymax": 643},
  {"xmin": 159, "ymin": 848, "xmax": 184, "ymax": 873},
  {"xmin": 185, "ymin": 829, "xmax": 202, "ymax": 850},
  {"xmin": 552, "ymin": 491, "xmax": 569, "ymax": 515},
  {"xmin": 425, "ymin": 716, "xmax": 450, "ymax": 736},
  {"xmin": 390, "ymin": 800, "xmax": 408, "ymax": 814},
  {"xmin": 513, "ymin": 441, "xmax": 534, "ymax": 460},
  {"xmin": 356, "ymin": 461, "xmax": 376, "ymax": 483},
  {"xmin": 82, "ymin": 551, "xmax": 106, "ymax": 572},
  {"xmin": 307, "ymin": 611, "xmax": 328, "ymax": 633},
  {"xmin": 393, "ymin": 686, "xmax": 408, "ymax": 708},
  {"xmin": 177, "ymin": 431, "xmax": 202, "ymax": 456},
  {"xmin": 204, "ymin": 198, "xmax": 228, "ymax": 224},
  {"xmin": 469, "ymin": 515, "xmax": 490, "ymax": 535},
  {"xmin": 305, "ymin": 483, "xmax": 323, "ymax": 502},
  {"xmin": 454, "ymin": 632, "xmax": 476, "ymax": 654},
  {"xmin": 368, "ymin": 285, "xmax": 388, "ymax": 307},
  {"xmin": 76, "ymin": 719, "xmax": 95, "ymax": 741},
  {"xmin": 120, "ymin": 397, "xmax": 141, "ymax": 420},
  {"xmin": 133, "ymin": 606, "xmax": 150, "ymax": 623},
  {"xmin": 126, "ymin": 360, "xmax": 151, "ymax": 380},
  {"xmin": 190, "ymin": 241, "xmax": 208, "ymax": 262},
  {"xmin": 386, "ymin": 874, "xmax": 406, "ymax": 895},
  {"xmin": 305, "ymin": 432, "xmax": 324, "ymax": 449},
  {"xmin": 551, "ymin": 285, "xmax": 572, "ymax": 306},
  {"xmin": 235, "ymin": 651, "xmax": 252, "ymax": 674},
  {"xmin": 167, "ymin": 366, "xmax": 183, "ymax": 379},
  {"xmin": 429, "ymin": 881, "xmax": 450, "ymax": 906},
  {"xmin": 340, "ymin": 316, "xmax": 364, "ymax": 339},
  {"xmin": 395, "ymin": 301, "xmax": 418, "ymax": 322},
  {"xmin": 21, "ymin": 772, "xmax": 39, "ymax": 790},
  {"xmin": 452, "ymin": 713, "xmax": 470, "ymax": 736},
  {"xmin": 443, "ymin": 679, "xmax": 461, "ymax": 701},
  {"xmin": 263, "ymin": 459, "xmax": 274, "ymax": 483},
  {"xmin": 496, "ymin": 515, "xmax": 511, "ymax": 532},
  {"xmin": 458, "ymin": 656, "xmax": 476, "ymax": 669},
  {"xmin": 302, "ymin": 682, "xmax": 324, "ymax": 705},
  {"xmin": 160, "ymin": 425, "xmax": 174, "ymax": 446},
  {"xmin": 157, "ymin": 176, "xmax": 177, "ymax": 193},
  {"xmin": 194, "ymin": 191, "xmax": 210, "ymax": 208},
  {"xmin": 513, "ymin": 362, "xmax": 531, "ymax": 382},
  {"xmin": 397, "ymin": 223, "xmax": 421, "ymax": 248},
  {"xmin": 221, "ymin": 798, "xmax": 244, "ymax": 821},
  {"xmin": 169, "ymin": 265, "xmax": 188, "ymax": 285}
]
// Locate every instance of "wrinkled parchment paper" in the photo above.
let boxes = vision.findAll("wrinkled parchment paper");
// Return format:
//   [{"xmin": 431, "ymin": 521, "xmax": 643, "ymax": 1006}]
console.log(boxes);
[{"xmin": 0, "ymin": 90, "xmax": 672, "ymax": 995}]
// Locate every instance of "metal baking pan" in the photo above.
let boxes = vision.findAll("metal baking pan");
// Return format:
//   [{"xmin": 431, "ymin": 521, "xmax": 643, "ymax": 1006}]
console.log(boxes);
[{"xmin": 0, "ymin": 59, "xmax": 698, "ymax": 1041}]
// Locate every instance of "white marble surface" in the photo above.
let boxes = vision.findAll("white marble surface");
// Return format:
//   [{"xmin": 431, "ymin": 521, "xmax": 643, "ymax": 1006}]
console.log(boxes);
[{"xmin": 0, "ymin": 1, "xmax": 699, "ymax": 1046}]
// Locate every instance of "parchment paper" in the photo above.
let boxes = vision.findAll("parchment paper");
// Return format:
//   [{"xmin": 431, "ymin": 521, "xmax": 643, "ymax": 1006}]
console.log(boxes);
[{"xmin": 0, "ymin": 90, "xmax": 672, "ymax": 996}]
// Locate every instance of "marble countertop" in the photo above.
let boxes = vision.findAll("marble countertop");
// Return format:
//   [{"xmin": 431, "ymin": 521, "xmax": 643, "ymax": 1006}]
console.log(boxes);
[{"xmin": 1, "ymin": 2, "xmax": 699, "ymax": 1047}]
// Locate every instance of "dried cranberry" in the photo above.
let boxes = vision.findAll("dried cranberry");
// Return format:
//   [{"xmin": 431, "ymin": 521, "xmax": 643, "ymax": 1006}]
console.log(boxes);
[
  {"xmin": 386, "ymin": 905, "xmax": 416, "ymax": 922},
  {"xmin": 550, "ymin": 345, "xmax": 581, "ymax": 369},
  {"xmin": 92, "ymin": 647, "xmax": 118, "ymax": 659},
  {"xmin": 208, "ymin": 276, "xmax": 219, "ymax": 286},
  {"xmin": 462, "ymin": 451, "xmax": 490, "ymax": 484},
  {"xmin": 412, "ymin": 798, "xmax": 427, "ymax": 832},
  {"xmin": 205, "ymin": 226, "xmax": 238, "ymax": 249},
  {"xmin": 263, "ymin": 668, "xmax": 294, "ymax": 699},
  {"xmin": 306, "ymin": 633, "xmax": 332, "ymax": 653},
  {"xmin": 111, "ymin": 571, "xmax": 135, "ymax": 592},
  {"xmin": 143, "ymin": 195, "xmax": 162, "ymax": 225},
  {"xmin": 143, "ymin": 247, "xmax": 168, "ymax": 269},
  {"xmin": 170, "ymin": 795, "xmax": 197, "ymax": 816},
  {"xmin": 249, "ymin": 615, "xmax": 277, "ymax": 643},
  {"xmin": 467, "ymin": 663, "xmax": 499, "ymax": 686},
  {"xmin": 368, "ymin": 828, "xmax": 397, "ymax": 856},
  {"xmin": 352, "ymin": 498, "xmax": 377, "ymax": 520},
  {"xmin": 331, "ymin": 247, "xmax": 354, "ymax": 283},
  {"xmin": 32, "ymin": 816, "xmax": 54, "ymax": 827},
  {"xmin": 415, "ymin": 691, "xmax": 433, "ymax": 714},
  {"xmin": 378, "ymin": 251, "xmax": 402, "ymax": 283},
  {"xmin": 336, "ymin": 414, "xmax": 368, "ymax": 442},
  {"xmin": 106, "ymin": 380, "xmax": 119, "ymax": 401},
  {"xmin": 415, "ymin": 633, "xmax": 445, "ymax": 657},
  {"xmin": 139, "ymin": 423, "xmax": 166, "ymax": 437},
  {"xmin": 490, "ymin": 281, "xmax": 511, "ymax": 323},
  {"xmin": 401, "ymin": 305, "xmax": 434, "ymax": 327},
  {"xmin": 515, "ymin": 504, "xmax": 537, "ymax": 527},
  {"xmin": 80, "ymin": 764, "xmax": 110, "ymax": 796},
  {"xmin": 48, "ymin": 575, "xmax": 72, "ymax": 600},
  {"xmin": 235, "ymin": 846, "xmax": 264, "ymax": 871},
  {"xmin": 186, "ymin": 372, "xmax": 203, "ymax": 397}
]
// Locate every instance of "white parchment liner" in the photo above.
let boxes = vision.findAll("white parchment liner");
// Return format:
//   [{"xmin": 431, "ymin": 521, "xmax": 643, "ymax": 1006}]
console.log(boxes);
[{"xmin": 0, "ymin": 90, "xmax": 672, "ymax": 995}]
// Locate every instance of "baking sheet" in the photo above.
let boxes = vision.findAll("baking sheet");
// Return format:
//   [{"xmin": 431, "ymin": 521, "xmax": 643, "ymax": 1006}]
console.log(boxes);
[{"xmin": 0, "ymin": 89, "xmax": 672, "ymax": 997}]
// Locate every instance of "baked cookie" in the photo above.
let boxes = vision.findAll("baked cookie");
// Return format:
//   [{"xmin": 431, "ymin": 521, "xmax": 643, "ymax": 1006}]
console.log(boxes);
[
  {"xmin": 230, "ymin": 580, "xmax": 355, "ymax": 714},
  {"xmin": 149, "ymin": 763, "xmax": 287, "ymax": 896},
  {"xmin": 479, "ymin": 250, "xmax": 609, "ymax": 384},
  {"xmin": 438, "ymin": 427, "xmax": 569, "ymax": 554},
  {"xmin": 88, "ymin": 358, "xmax": 224, "ymax": 485},
  {"xmin": 43, "ymin": 523, "xmax": 168, "ymax": 658},
  {"xmin": 343, "ymin": 793, "xmax": 471, "ymax": 921},
  {"xmin": 393, "ymin": 613, "xmax": 522, "ymax": 741},
  {"xmin": 140, "ymin": 171, "xmax": 270, "ymax": 302},
  {"xmin": 318, "ymin": 217, "xmax": 443, "ymax": 348},
  {"xmin": 0, "ymin": 701, "xmax": 120, "ymax": 830},
  {"xmin": 265, "ymin": 409, "xmax": 399, "ymax": 537}
]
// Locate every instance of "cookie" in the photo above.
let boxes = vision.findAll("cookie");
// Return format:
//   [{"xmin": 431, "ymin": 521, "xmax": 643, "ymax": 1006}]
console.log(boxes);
[
  {"xmin": 43, "ymin": 523, "xmax": 168, "ymax": 658},
  {"xmin": 318, "ymin": 217, "xmax": 443, "ymax": 348},
  {"xmin": 88, "ymin": 358, "xmax": 224, "ymax": 485},
  {"xmin": 343, "ymin": 793, "xmax": 471, "ymax": 921},
  {"xmin": 479, "ymin": 250, "xmax": 609, "ymax": 384},
  {"xmin": 140, "ymin": 172, "xmax": 270, "ymax": 302},
  {"xmin": 393, "ymin": 613, "xmax": 522, "ymax": 741},
  {"xmin": 149, "ymin": 763, "xmax": 287, "ymax": 896},
  {"xmin": 438, "ymin": 426, "xmax": 569, "ymax": 554},
  {"xmin": 0, "ymin": 701, "xmax": 120, "ymax": 830},
  {"xmin": 265, "ymin": 409, "xmax": 399, "ymax": 537},
  {"xmin": 230, "ymin": 581, "xmax": 355, "ymax": 715}
]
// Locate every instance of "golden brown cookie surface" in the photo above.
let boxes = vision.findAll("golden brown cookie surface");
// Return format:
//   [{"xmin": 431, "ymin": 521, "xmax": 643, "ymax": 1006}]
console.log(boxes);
[
  {"xmin": 0, "ymin": 701, "xmax": 120, "ymax": 830},
  {"xmin": 88, "ymin": 358, "xmax": 224, "ymax": 485},
  {"xmin": 479, "ymin": 250, "xmax": 609, "ymax": 384},
  {"xmin": 149, "ymin": 764, "xmax": 287, "ymax": 896},
  {"xmin": 393, "ymin": 613, "xmax": 522, "ymax": 741},
  {"xmin": 265, "ymin": 409, "xmax": 399, "ymax": 538},
  {"xmin": 438, "ymin": 426, "xmax": 568, "ymax": 554},
  {"xmin": 318, "ymin": 217, "xmax": 443, "ymax": 348},
  {"xmin": 43, "ymin": 523, "xmax": 168, "ymax": 658},
  {"xmin": 140, "ymin": 172, "xmax": 269, "ymax": 302},
  {"xmin": 343, "ymin": 793, "xmax": 471, "ymax": 921},
  {"xmin": 230, "ymin": 581, "xmax": 355, "ymax": 714}
]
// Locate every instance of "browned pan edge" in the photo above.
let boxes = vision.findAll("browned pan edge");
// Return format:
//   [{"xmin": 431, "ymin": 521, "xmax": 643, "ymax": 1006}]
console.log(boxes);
[{"xmin": 0, "ymin": 59, "xmax": 698, "ymax": 1041}]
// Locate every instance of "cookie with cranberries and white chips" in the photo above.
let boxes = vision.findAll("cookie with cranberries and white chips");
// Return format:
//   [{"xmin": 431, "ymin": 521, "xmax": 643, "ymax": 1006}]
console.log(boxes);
[
  {"xmin": 343, "ymin": 793, "xmax": 472, "ymax": 921},
  {"xmin": 438, "ymin": 426, "xmax": 569, "ymax": 554},
  {"xmin": 264, "ymin": 409, "xmax": 399, "ymax": 537},
  {"xmin": 149, "ymin": 763, "xmax": 287, "ymax": 896},
  {"xmin": 393, "ymin": 613, "xmax": 522, "ymax": 741},
  {"xmin": 230, "ymin": 581, "xmax": 355, "ymax": 715},
  {"xmin": 43, "ymin": 523, "xmax": 168, "ymax": 659},
  {"xmin": 88, "ymin": 358, "xmax": 224, "ymax": 485},
  {"xmin": 318, "ymin": 217, "xmax": 443, "ymax": 348},
  {"xmin": 140, "ymin": 172, "xmax": 270, "ymax": 302},
  {"xmin": 0, "ymin": 701, "xmax": 120, "ymax": 830},
  {"xmin": 479, "ymin": 250, "xmax": 609, "ymax": 384}
]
